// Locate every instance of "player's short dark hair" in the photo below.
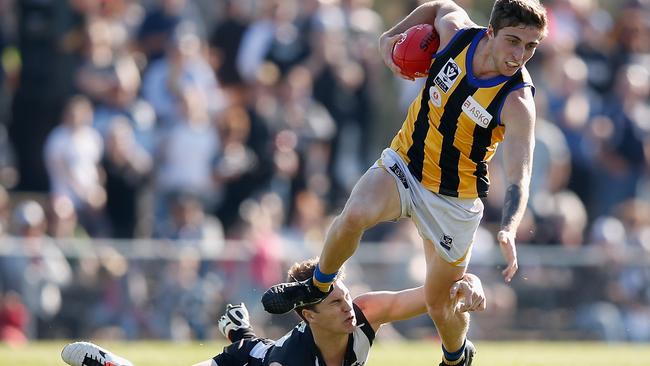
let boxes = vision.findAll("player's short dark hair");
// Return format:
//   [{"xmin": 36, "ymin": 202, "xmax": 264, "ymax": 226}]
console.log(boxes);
[
  {"xmin": 489, "ymin": 0, "xmax": 548, "ymax": 36},
  {"xmin": 287, "ymin": 258, "xmax": 345, "ymax": 321}
]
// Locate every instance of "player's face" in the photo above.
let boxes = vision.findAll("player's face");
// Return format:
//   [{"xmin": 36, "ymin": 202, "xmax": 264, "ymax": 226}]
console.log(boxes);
[
  {"xmin": 311, "ymin": 281, "xmax": 356, "ymax": 334},
  {"xmin": 489, "ymin": 25, "xmax": 544, "ymax": 76}
]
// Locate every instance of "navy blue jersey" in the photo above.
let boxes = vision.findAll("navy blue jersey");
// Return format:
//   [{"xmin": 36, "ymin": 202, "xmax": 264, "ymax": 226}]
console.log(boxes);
[{"xmin": 214, "ymin": 303, "xmax": 375, "ymax": 366}]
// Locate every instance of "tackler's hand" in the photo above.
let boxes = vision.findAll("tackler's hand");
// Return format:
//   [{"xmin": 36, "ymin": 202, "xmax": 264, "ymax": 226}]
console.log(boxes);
[{"xmin": 450, "ymin": 273, "xmax": 486, "ymax": 313}]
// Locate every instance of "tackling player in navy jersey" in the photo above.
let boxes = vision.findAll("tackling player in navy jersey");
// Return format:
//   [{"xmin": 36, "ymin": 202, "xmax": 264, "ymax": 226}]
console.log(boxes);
[{"xmin": 62, "ymin": 258, "xmax": 485, "ymax": 366}]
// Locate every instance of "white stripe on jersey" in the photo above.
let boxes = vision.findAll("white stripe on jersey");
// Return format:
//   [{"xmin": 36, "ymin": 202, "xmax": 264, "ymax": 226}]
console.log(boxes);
[
  {"xmin": 250, "ymin": 341, "xmax": 274, "ymax": 359},
  {"xmin": 351, "ymin": 325, "xmax": 372, "ymax": 365}
]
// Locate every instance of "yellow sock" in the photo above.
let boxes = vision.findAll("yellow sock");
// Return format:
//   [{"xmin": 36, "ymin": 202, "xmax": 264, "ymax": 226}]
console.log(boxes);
[{"xmin": 312, "ymin": 277, "xmax": 333, "ymax": 293}]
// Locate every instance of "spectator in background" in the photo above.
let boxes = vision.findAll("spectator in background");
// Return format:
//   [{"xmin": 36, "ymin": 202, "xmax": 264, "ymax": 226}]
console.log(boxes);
[
  {"xmin": 209, "ymin": 0, "xmax": 249, "ymax": 95},
  {"xmin": 44, "ymin": 95, "xmax": 108, "ymax": 237},
  {"xmin": 589, "ymin": 64, "xmax": 650, "ymax": 217},
  {"xmin": 150, "ymin": 247, "xmax": 220, "ymax": 340},
  {"xmin": 87, "ymin": 246, "xmax": 150, "ymax": 340},
  {"xmin": 571, "ymin": 0, "xmax": 615, "ymax": 95},
  {"xmin": 213, "ymin": 105, "xmax": 259, "ymax": 186},
  {"xmin": 0, "ymin": 200, "xmax": 72, "ymax": 338},
  {"xmin": 0, "ymin": 185, "xmax": 9, "ymax": 235},
  {"xmin": 0, "ymin": 291, "xmax": 29, "ymax": 346},
  {"xmin": 49, "ymin": 195, "xmax": 88, "ymax": 239},
  {"xmin": 102, "ymin": 117, "xmax": 153, "ymax": 238},
  {"xmin": 75, "ymin": 17, "xmax": 133, "ymax": 108},
  {"xmin": 612, "ymin": 199, "xmax": 650, "ymax": 250},
  {"xmin": 142, "ymin": 29, "xmax": 225, "ymax": 128},
  {"xmin": 153, "ymin": 87, "xmax": 220, "ymax": 232},
  {"xmin": 609, "ymin": 1, "xmax": 650, "ymax": 79},
  {"xmin": 76, "ymin": 16, "xmax": 157, "ymax": 154},
  {"xmin": 0, "ymin": 123, "xmax": 18, "ymax": 189},
  {"xmin": 138, "ymin": 0, "xmax": 206, "ymax": 63},
  {"xmin": 542, "ymin": 53, "xmax": 597, "ymax": 206},
  {"xmin": 0, "ymin": 0, "xmax": 17, "ymax": 190},
  {"xmin": 576, "ymin": 207, "xmax": 650, "ymax": 342},
  {"xmin": 532, "ymin": 190, "xmax": 588, "ymax": 247},
  {"xmin": 530, "ymin": 116, "xmax": 572, "ymax": 200},
  {"xmin": 274, "ymin": 66, "xmax": 336, "ymax": 201},
  {"xmin": 212, "ymin": 79, "xmax": 275, "ymax": 232},
  {"xmin": 156, "ymin": 191, "xmax": 224, "ymax": 256},
  {"xmin": 236, "ymin": 0, "xmax": 300, "ymax": 82},
  {"xmin": 220, "ymin": 193, "xmax": 284, "ymax": 307},
  {"xmin": 283, "ymin": 188, "xmax": 330, "ymax": 252},
  {"xmin": 329, "ymin": 0, "xmax": 385, "ymax": 183}
]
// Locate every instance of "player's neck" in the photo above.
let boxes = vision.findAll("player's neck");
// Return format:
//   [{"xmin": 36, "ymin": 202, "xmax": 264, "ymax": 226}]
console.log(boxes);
[
  {"xmin": 471, "ymin": 35, "xmax": 501, "ymax": 79},
  {"xmin": 312, "ymin": 328, "xmax": 349, "ymax": 365}
]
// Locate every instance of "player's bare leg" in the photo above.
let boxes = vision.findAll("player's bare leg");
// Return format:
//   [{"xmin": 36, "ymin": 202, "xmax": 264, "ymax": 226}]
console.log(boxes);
[
  {"xmin": 318, "ymin": 167, "xmax": 402, "ymax": 276},
  {"xmin": 262, "ymin": 167, "xmax": 401, "ymax": 314},
  {"xmin": 422, "ymin": 239, "xmax": 474, "ymax": 365}
]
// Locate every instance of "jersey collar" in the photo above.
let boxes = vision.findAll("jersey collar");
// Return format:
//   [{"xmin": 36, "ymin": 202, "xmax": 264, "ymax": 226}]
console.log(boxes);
[{"xmin": 466, "ymin": 28, "xmax": 511, "ymax": 88}]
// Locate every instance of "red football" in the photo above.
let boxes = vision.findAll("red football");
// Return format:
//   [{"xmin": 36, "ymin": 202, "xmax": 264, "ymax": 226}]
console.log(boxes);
[{"xmin": 391, "ymin": 24, "xmax": 440, "ymax": 78}]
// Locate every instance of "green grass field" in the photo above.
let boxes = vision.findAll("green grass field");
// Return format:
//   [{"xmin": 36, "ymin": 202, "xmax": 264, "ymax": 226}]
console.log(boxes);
[{"xmin": 2, "ymin": 341, "xmax": 649, "ymax": 366}]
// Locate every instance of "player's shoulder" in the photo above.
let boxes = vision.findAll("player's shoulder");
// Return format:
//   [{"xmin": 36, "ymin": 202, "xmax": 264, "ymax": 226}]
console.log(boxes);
[
  {"xmin": 508, "ymin": 67, "xmax": 535, "ymax": 102},
  {"xmin": 501, "ymin": 80, "xmax": 536, "ymax": 126},
  {"xmin": 266, "ymin": 323, "xmax": 315, "ymax": 364}
]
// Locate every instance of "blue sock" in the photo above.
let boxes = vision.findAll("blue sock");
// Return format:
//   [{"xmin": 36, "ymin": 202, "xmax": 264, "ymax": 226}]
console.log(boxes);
[
  {"xmin": 442, "ymin": 339, "xmax": 466, "ymax": 365},
  {"xmin": 313, "ymin": 264, "xmax": 337, "ymax": 292}
]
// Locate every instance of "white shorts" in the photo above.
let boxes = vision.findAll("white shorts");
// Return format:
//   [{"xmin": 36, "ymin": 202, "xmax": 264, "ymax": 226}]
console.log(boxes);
[{"xmin": 373, "ymin": 148, "xmax": 484, "ymax": 266}]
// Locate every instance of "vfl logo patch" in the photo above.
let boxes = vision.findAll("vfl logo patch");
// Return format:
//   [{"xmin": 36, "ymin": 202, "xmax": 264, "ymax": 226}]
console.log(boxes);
[
  {"xmin": 429, "ymin": 85, "xmax": 442, "ymax": 108},
  {"xmin": 439, "ymin": 234, "xmax": 453, "ymax": 251},
  {"xmin": 434, "ymin": 59, "xmax": 461, "ymax": 93},
  {"xmin": 462, "ymin": 96, "xmax": 492, "ymax": 128},
  {"xmin": 389, "ymin": 164, "xmax": 409, "ymax": 189}
]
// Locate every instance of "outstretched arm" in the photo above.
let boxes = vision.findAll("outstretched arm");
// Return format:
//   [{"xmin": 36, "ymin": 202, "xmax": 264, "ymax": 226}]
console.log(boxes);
[
  {"xmin": 379, "ymin": 0, "xmax": 476, "ymax": 79},
  {"xmin": 498, "ymin": 87, "xmax": 536, "ymax": 282},
  {"xmin": 355, "ymin": 273, "xmax": 485, "ymax": 331}
]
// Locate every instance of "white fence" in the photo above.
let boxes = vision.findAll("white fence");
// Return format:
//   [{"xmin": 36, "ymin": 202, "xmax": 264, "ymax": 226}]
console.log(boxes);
[{"xmin": 1, "ymin": 238, "xmax": 649, "ymax": 342}]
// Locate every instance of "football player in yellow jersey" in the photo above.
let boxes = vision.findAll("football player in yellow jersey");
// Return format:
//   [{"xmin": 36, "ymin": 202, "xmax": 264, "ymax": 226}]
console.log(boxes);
[{"xmin": 263, "ymin": 1, "xmax": 547, "ymax": 365}]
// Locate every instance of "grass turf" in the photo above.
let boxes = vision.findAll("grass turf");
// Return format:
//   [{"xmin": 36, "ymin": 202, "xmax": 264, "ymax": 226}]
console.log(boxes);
[{"xmin": 1, "ymin": 341, "xmax": 648, "ymax": 366}]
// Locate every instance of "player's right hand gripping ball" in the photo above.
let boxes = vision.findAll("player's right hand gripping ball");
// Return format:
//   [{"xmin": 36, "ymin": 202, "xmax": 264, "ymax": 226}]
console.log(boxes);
[{"xmin": 391, "ymin": 24, "xmax": 440, "ymax": 78}]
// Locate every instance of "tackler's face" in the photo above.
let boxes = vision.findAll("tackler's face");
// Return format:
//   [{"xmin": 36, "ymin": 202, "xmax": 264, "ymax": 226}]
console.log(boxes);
[
  {"xmin": 489, "ymin": 24, "xmax": 545, "ymax": 76},
  {"xmin": 305, "ymin": 280, "xmax": 357, "ymax": 334}
]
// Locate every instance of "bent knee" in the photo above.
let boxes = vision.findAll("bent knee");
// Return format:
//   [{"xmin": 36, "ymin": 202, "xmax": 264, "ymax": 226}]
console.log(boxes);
[
  {"xmin": 426, "ymin": 298, "xmax": 456, "ymax": 320},
  {"xmin": 338, "ymin": 205, "xmax": 375, "ymax": 231}
]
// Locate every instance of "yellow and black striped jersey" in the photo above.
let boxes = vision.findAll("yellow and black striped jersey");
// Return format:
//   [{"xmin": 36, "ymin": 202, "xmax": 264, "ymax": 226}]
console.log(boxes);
[{"xmin": 390, "ymin": 27, "xmax": 534, "ymax": 198}]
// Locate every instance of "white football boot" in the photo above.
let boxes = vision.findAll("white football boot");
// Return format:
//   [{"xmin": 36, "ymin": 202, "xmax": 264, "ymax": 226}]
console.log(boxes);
[
  {"xmin": 61, "ymin": 341, "xmax": 134, "ymax": 366},
  {"xmin": 218, "ymin": 303, "xmax": 251, "ymax": 341}
]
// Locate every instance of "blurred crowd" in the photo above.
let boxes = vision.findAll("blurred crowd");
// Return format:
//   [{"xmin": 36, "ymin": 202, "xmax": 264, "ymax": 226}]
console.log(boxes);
[{"xmin": 0, "ymin": 0, "xmax": 649, "ymax": 343}]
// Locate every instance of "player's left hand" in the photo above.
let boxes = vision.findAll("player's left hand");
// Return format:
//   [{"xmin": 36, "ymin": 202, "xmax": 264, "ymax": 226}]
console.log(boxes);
[
  {"xmin": 450, "ymin": 274, "xmax": 486, "ymax": 313},
  {"xmin": 497, "ymin": 230, "xmax": 519, "ymax": 283},
  {"xmin": 379, "ymin": 33, "xmax": 415, "ymax": 81}
]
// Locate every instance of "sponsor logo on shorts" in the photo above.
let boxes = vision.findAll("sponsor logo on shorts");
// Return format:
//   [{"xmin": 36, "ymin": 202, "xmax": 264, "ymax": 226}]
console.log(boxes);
[
  {"xmin": 389, "ymin": 164, "xmax": 409, "ymax": 189},
  {"xmin": 351, "ymin": 362, "xmax": 365, "ymax": 366},
  {"xmin": 434, "ymin": 59, "xmax": 461, "ymax": 93},
  {"xmin": 462, "ymin": 95, "xmax": 492, "ymax": 128},
  {"xmin": 439, "ymin": 234, "xmax": 453, "ymax": 251},
  {"xmin": 429, "ymin": 85, "xmax": 442, "ymax": 107}
]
